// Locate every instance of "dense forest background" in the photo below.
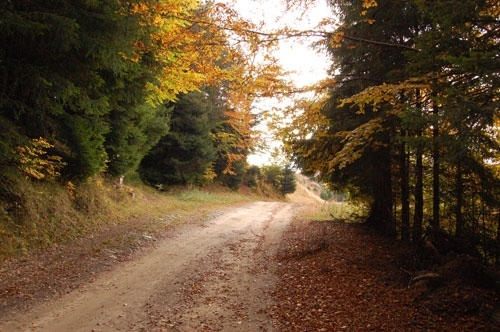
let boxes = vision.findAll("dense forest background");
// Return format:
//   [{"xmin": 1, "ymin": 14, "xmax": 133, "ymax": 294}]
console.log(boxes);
[{"xmin": 1, "ymin": 0, "xmax": 499, "ymax": 268}]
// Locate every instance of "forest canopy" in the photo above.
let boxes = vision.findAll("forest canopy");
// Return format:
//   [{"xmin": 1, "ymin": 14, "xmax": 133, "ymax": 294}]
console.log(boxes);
[
  {"xmin": 0, "ymin": 0, "xmax": 290, "ymax": 184},
  {"xmin": 281, "ymin": 0, "xmax": 500, "ymax": 264}
]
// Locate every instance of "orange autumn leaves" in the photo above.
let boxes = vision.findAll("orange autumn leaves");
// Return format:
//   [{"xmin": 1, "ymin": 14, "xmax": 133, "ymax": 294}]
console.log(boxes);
[{"xmin": 120, "ymin": 0, "xmax": 292, "ymax": 169}]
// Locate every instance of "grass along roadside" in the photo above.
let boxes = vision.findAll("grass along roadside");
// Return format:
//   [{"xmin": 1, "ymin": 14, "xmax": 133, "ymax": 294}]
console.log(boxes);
[
  {"xmin": 294, "ymin": 200, "xmax": 368, "ymax": 223},
  {"xmin": 0, "ymin": 178, "xmax": 256, "ymax": 260}
]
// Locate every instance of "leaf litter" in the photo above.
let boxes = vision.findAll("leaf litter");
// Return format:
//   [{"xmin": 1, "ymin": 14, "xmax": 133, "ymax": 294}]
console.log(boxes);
[{"xmin": 269, "ymin": 219, "xmax": 499, "ymax": 331}]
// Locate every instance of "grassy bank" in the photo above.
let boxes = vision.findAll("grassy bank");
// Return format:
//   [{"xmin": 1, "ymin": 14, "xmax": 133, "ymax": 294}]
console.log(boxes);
[{"xmin": 0, "ymin": 178, "xmax": 257, "ymax": 259}]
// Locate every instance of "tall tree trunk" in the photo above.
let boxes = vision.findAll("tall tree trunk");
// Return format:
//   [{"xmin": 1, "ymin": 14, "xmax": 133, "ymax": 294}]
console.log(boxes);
[
  {"xmin": 367, "ymin": 144, "xmax": 395, "ymax": 237},
  {"xmin": 400, "ymin": 133, "xmax": 410, "ymax": 241},
  {"xmin": 413, "ymin": 143, "xmax": 424, "ymax": 242},
  {"xmin": 496, "ymin": 213, "xmax": 500, "ymax": 267},
  {"xmin": 413, "ymin": 88, "xmax": 424, "ymax": 242},
  {"xmin": 455, "ymin": 164, "xmax": 464, "ymax": 237},
  {"xmin": 432, "ymin": 99, "xmax": 440, "ymax": 235}
]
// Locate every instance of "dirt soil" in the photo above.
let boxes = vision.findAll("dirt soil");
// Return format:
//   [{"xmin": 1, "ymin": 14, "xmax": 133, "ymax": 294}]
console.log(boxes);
[{"xmin": 1, "ymin": 201, "xmax": 499, "ymax": 331}]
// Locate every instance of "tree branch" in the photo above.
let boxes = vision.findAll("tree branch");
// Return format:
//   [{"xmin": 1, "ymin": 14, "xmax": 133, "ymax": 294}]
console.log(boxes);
[{"xmin": 341, "ymin": 34, "xmax": 418, "ymax": 51}]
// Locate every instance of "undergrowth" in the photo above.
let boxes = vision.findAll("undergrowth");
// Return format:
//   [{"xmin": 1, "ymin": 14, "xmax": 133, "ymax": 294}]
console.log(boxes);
[
  {"xmin": 175, "ymin": 188, "xmax": 251, "ymax": 203},
  {"xmin": 297, "ymin": 200, "xmax": 368, "ymax": 222}
]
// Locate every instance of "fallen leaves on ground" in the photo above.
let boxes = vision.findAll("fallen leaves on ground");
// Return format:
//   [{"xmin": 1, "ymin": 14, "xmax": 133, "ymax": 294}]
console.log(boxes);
[
  {"xmin": 1, "ymin": 213, "xmax": 499, "ymax": 332},
  {"xmin": 269, "ymin": 219, "xmax": 499, "ymax": 331}
]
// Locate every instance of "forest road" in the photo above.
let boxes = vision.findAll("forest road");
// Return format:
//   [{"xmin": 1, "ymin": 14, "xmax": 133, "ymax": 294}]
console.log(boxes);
[{"xmin": 1, "ymin": 201, "xmax": 301, "ymax": 332}]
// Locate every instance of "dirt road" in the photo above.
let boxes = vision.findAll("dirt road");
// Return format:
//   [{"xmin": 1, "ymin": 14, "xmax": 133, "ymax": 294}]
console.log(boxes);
[{"xmin": 1, "ymin": 201, "xmax": 299, "ymax": 332}]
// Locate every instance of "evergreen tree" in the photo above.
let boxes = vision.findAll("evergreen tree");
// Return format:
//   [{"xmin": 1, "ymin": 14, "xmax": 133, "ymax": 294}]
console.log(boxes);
[
  {"xmin": 290, "ymin": 0, "xmax": 499, "ymax": 259},
  {"xmin": 245, "ymin": 165, "xmax": 261, "ymax": 188},
  {"xmin": 140, "ymin": 89, "xmax": 222, "ymax": 186},
  {"xmin": 281, "ymin": 164, "xmax": 297, "ymax": 195},
  {"xmin": 105, "ymin": 103, "xmax": 171, "ymax": 177},
  {"xmin": 216, "ymin": 159, "xmax": 246, "ymax": 191},
  {"xmin": 407, "ymin": 0, "xmax": 500, "ymax": 242},
  {"xmin": 0, "ymin": 0, "xmax": 160, "ymax": 179},
  {"xmin": 293, "ymin": 0, "xmax": 419, "ymax": 236}
]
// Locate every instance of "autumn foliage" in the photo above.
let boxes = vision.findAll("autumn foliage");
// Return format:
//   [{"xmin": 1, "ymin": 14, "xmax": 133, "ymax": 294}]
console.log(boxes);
[{"xmin": 280, "ymin": 0, "xmax": 500, "ymax": 266}]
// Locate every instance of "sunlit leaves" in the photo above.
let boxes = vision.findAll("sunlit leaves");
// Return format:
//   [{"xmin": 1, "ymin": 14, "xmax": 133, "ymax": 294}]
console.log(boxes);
[
  {"xmin": 329, "ymin": 117, "xmax": 385, "ymax": 170},
  {"xmin": 360, "ymin": 0, "xmax": 378, "ymax": 16},
  {"xmin": 329, "ymin": 31, "xmax": 344, "ymax": 47},
  {"xmin": 340, "ymin": 80, "xmax": 431, "ymax": 113},
  {"xmin": 13, "ymin": 138, "xmax": 66, "ymax": 180}
]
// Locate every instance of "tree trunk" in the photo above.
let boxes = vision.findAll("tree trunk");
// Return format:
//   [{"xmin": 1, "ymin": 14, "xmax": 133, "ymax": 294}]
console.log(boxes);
[
  {"xmin": 413, "ymin": 88, "xmax": 424, "ymax": 242},
  {"xmin": 366, "ymin": 145, "xmax": 395, "ymax": 237},
  {"xmin": 400, "ymin": 134, "xmax": 410, "ymax": 241},
  {"xmin": 432, "ymin": 99, "xmax": 440, "ymax": 234},
  {"xmin": 414, "ymin": 141, "xmax": 424, "ymax": 242},
  {"xmin": 455, "ymin": 164, "xmax": 464, "ymax": 237},
  {"xmin": 496, "ymin": 213, "xmax": 500, "ymax": 267}
]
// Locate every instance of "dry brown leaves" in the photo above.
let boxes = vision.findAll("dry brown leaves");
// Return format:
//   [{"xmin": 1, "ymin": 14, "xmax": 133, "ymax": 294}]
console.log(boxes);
[{"xmin": 269, "ymin": 220, "xmax": 499, "ymax": 331}]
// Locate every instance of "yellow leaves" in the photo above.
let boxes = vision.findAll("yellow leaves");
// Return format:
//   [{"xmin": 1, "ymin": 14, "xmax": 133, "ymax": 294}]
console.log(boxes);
[
  {"xmin": 203, "ymin": 166, "xmax": 217, "ymax": 182},
  {"xmin": 361, "ymin": 0, "xmax": 377, "ymax": 16},
  {"xmin": 13, "ymin": 138, "xmax": 66, "ymax": 180},
  {"xmin": 125, "ymin": 1, "xmax": 321, "ymax": 172},
  {"xmin": 340, "ymin": 79, "xmax": 431, "ymax": 113},
  {"xmin": 362, "ymin": 0, "xmax": 378, "ymax": 9},
  {"xmin": 66, "ymin": 181, "xmax": 76, "ymax": 200},
  {"xmin": 126, "ymin": 0, "xmax": 284, "ymax": 111},
  {"xmin": 329, "ymin": 118, "xmax": 384, "ymax": 170},
  {"xmin": 122, "ymin": 0, "xmax": 220, "ymax": 105},
  {"xmin": 329, "ymin": 31, "xmax": 344, "ymax": 48}
]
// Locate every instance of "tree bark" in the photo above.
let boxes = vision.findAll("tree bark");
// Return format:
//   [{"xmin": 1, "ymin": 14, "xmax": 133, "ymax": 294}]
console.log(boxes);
[
  {"xmin": 496, "ymin": 213, "xmax": 500, "ymax": 267},
  {"xmin": 413, "ymin": 88, "xmax": 424, "ymax": 242},
  {"xmin": 455, "ymin": 164, "xmax": 464, "ymax": 238},
  {"xmin": 400, "ymin": 134, "xmax": 410, "ymax": 241},
  {"xmin": 367, "ymin": 144, "xmax": 396, "ymax": 237},
  {"xmin": 413, "ymin": 143, "xmax": 424, "ymax": 242},
  {"xmin": 432, "ymin": 99, "xmax": 440, "ymax": 234}
]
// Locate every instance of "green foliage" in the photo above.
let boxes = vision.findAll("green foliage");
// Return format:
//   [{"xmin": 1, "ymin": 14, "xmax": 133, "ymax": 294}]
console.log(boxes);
[
  {"xmin": 106, "ymin": 104, "xmax": 172, "ymax": 177},
  {"xmin": 319, "ymin": 186, "xmax": 334, "ymax": 201},
  {"xmin": 60, "ymin": 114, "xmax": 109, "ymax": 179},
  {"xmin": 259, "ymin": 164, "xmax": 297, "ymax": 196},
  {"xmin": 1, "ymin": 0, "xmax": 136, "ymax": 179},
  {"xmin": 217, "ymin": 159, "xmax": 246, "ymax": 191},
  {"xmin": 245, "ymin": 165, "xmax": 261, "ymax": 188},
  {"xmin": 140, "ymin": 89, "xmax": 222, "ymax": 187},
  {"xmin": 281, "ymin": 164, "xmax": 297, "ymax": 195},
  {"xmin": 0, "ymin": 0, "xmax": 200, "ymax": 180},
  {"xmin": 261, "ymin": 165, "xmax": 283, "ymax": 189},
  {"xmin": 292, "ymin": 0, "xmax": 417, "ymax": 234}
]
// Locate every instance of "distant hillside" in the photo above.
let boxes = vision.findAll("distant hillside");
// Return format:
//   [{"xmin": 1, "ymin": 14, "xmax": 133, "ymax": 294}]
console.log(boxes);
[{"xmin": 286, "ymin": 174, "xmax": 325, "ymax": 204}]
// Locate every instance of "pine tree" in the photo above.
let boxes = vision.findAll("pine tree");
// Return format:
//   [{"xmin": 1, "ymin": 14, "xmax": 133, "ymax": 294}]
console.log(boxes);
[
  {"xmin": 140, "ymin": 88, "xmax": 222, "ymax": 186},
  {"xmin": 281, "ymin": 164, "xmax": 297, "ymax": 195},
  {"xmin": 292, "ymin": 0, "xmax": 420, "ymax": 236},
  {"xmin": 0, "ymin": 0, "xmax": 158, "ymax": 179},
  {"xmin": 407, "ymin": 0, "xmax": 500, "ymax": 243}
]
